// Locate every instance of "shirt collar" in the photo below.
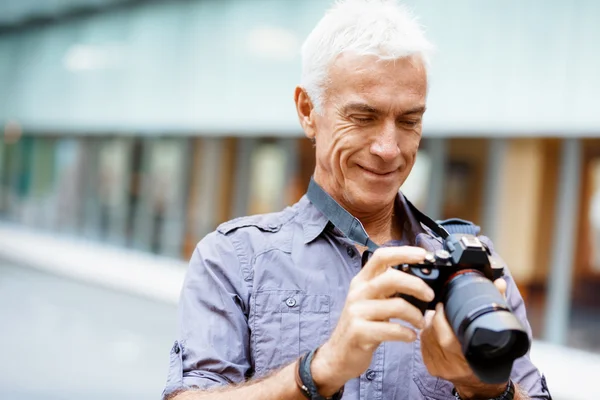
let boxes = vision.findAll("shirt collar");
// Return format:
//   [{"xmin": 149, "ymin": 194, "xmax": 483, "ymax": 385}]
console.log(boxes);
[
  {"xmin": 300, "ymin": 191, "xmax": 428, "ymax": 246},
  {"xmin": 299, "ymin": 195, "xmax": 331, "ymax": 244}
]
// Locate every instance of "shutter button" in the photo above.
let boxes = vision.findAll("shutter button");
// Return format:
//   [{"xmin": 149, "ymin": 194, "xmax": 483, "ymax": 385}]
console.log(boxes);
[
  {"xmin": 285, "ymin": 297, "xmax": 297, "ymax": 307},
  {"xmin": 366, "ymin": 370, "xmax": 376, "ymax": 380}
]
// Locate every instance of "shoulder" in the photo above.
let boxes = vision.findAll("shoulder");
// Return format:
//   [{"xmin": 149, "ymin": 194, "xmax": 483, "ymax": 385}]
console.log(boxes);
[
  {"xmin": 210, "ymin": 202, "xmax": 303, "ymax": 256},
  {"xmin": 216, "ymin": 204, "xmax": 299, "ymax": 236},
  {"xmin": 216, "ymin": 213, "xmax": 287, "ymax": 235},
  {"xmin": 189, "ymin": 205, "xmax": 302, "ymax": 284}
]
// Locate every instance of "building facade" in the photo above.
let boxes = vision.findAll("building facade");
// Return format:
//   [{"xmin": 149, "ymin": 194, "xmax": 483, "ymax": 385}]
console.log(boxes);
[{"xmin": 1, "ymin": 0, "xmax": 599, "ymax": 352}]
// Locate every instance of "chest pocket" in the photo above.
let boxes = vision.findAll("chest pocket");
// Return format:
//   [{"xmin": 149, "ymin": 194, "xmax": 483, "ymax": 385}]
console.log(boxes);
[{"xmin": 251, "ymin": 290, "xmax": 330, "ymax": 376}]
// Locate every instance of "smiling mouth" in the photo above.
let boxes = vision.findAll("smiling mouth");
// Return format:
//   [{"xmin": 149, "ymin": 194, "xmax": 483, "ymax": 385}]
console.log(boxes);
[{"xmin": 359, "ymin": 165, "xmax": 397, "ymax": 176}]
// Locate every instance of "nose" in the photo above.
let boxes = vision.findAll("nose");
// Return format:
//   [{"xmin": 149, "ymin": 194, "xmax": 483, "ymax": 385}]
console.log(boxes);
[{"xmin": 369, "ymin": 121, "xmax": 400, "ymax": 162}]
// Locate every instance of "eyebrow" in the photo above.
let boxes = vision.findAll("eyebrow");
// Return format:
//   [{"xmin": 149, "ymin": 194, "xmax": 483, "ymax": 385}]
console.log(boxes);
[
  {"xmin": 342, "ymin": 102, "xmax": 381, "ymax": 114},
  {"xmin": 342, "ymin": 102, "xmax": 426, "ymax": 116},
  {"xmin": 401, "ymin": 105, "xmax": 427, "ymax": 116}
]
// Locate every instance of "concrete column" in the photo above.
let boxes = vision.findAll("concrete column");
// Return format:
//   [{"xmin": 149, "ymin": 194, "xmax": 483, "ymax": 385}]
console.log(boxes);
[
  {"xmin": 81, "ymin": 138, "xmax": 103, "ymax": 240},
  {"xmin": 280, "ymin": 138, "xmax": 299, "ymax": 208},
  {"xmin": 482, "ymin": 138, "xmax": 507, "ymax": 240},
  {"xmin": 131, "ymin": 138, "xmax": 154, "ymax": 252},
  {"xmin": 231, "ymin": 138, "xmax": 255, "ymax": 219},
  {"xmin": 197, "ymin": 138, "xmax": 224, "ymax": 238},
  {"xmin": 543, "ymin": 138, "xmax": 582, "ymax": 345},
  {"xmin": 159, "ymin": 139, "xmax": 191, "ymax": 258},
  {"xmin": 425, "ymin": 137, "xmax": 447, "ymax": 220},
  {"xmin": 107, "ymin": 138, "xmax": 133, "ymax": 247},
  {"xmin": 0, "ymin": 140, "xmax": 5, "ymax": 213}
]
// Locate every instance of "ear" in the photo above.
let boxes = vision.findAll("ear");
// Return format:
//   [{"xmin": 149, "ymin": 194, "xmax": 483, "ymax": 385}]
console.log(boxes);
[{"xmin": 294, "ymin": 86, "xmax": 317, "ymax": 140}]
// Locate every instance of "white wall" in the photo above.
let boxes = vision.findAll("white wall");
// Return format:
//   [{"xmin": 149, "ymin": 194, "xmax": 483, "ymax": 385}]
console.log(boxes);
[{"xmin": 0, "ymin": 0, "xmax": 598, "ymax": 136}]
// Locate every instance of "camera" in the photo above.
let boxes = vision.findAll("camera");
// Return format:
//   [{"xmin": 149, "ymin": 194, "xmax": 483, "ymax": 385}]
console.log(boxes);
[{"xmin": 368, "ymin": 233, "xmax": 531, "ymax": 384}]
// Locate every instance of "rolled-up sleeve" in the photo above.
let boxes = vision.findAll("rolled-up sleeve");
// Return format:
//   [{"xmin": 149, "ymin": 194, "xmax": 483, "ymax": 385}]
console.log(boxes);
[
  {"xmin": 162, "ymin": 231, "xmax": 251, "ymax": 399},
  {"xmin": 481, "ymin": 236, "xmax": 552, "ymax": 399}
]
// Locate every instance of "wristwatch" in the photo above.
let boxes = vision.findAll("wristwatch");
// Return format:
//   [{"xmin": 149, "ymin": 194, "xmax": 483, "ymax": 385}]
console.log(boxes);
[
  {"xmin": 452, "ymin": 380, "xmax": 515, "ymax": 400},
  {"xmin": 295, "ymin": 348, "xmax": 344, "ymax": 400}
]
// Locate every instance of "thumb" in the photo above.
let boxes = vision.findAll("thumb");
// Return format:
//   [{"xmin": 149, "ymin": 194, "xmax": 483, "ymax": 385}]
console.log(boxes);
[{"xmin": 494, "ymin": 277, "xmax": 507, "ymax": 299}]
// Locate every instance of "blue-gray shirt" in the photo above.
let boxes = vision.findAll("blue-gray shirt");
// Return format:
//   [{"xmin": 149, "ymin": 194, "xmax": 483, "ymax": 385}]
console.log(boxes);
[{"xmin": 163, "ymin": 194, "xmax": 551, "ymax": 399}]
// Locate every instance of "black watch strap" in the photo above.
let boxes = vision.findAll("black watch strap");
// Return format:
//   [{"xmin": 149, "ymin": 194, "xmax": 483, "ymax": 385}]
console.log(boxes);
[
  {"xmin": 295, "ymin": 348, "xmax": 344, "ymax": 400},
  {"xmin": 452, "ymin": 380, "xmax": 515, "ymax": 400}
]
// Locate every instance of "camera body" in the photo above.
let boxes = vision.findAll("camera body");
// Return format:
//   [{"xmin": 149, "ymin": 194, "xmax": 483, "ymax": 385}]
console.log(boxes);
[
  {"xmin": 392, "ymin": 234, "xmax": 504, "ymax": 314},
  {"xmin": 368, "ymin": 233, "xmax": 530, "ymax": 384}
]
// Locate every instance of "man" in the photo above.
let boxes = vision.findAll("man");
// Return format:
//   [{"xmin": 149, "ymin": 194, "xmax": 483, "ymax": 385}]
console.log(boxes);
[{"xmin": 163, "ymin": 0, "xmax": 551, "ymax": 399}]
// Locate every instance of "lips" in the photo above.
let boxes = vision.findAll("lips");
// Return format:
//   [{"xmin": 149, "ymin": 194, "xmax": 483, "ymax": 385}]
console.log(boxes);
[{"xmin": 358, "ymin": 165, "xmax": 398, "ymax": 176}]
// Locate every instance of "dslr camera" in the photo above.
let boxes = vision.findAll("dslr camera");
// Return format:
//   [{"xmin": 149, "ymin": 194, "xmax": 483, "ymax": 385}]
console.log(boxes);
[{"xmin": 371, "ymin": 233, "xmax": 531, "ymax": 384}]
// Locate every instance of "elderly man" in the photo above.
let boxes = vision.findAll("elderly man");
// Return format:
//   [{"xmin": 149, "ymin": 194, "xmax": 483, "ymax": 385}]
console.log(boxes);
[{"xmin": 163, "ymin": 1, "xmax": 551, "ymax": 399}]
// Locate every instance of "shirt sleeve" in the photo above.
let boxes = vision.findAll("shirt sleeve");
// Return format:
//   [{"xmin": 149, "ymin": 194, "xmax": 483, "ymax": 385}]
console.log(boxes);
[
  {"xmin": 162, "ymin": 230, "xmax": 252, "ymax": 399},
  {"xmin": 480, "ymin": 236, "xmax": 552, "ymax": 399}
]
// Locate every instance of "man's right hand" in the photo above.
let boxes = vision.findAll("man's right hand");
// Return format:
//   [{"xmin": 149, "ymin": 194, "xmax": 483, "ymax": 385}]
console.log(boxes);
[{"xmin": 310, "ymin": 246, "xmax": 435, "ymax": 396}]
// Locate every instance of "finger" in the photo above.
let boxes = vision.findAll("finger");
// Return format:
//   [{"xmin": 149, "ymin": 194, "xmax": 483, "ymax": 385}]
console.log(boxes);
[
  {"xmin": 358, "ymin": 246, "xmax": 427, "ymax": 281},
  {"xmin": 432, "ymin": 303, "xmax": 461, "ymax": 352},
  {"xmin": 424, "ymin": 310, "xmax": 435, "ymax": 327},
  {"xmin": 362, "ymin": 267, "xmax": 435, "ymax": 302},
  {"xmin": 352, "ymin": 298, "xmax": 426, "ymax": 329},
  {"xmin": 357, "ymin": 320, "xmax": 418, "ymax": 344},
  {"xmin": 494, "ymin": 277, "xmax": 507, "ymax": 298}
]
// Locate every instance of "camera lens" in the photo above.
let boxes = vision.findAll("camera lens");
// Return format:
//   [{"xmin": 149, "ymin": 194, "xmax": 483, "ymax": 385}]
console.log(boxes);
[
  {"xmin": 443, "ymin": 271, "xmax": 530, "ymax": 384},
  {"xmin": 470, "ymin": 329, "xmax": 515, "ymax": 359}
]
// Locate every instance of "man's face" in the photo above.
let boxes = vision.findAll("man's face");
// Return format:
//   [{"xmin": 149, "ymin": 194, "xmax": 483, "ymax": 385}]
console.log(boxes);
[{"xmin": 310, "ymin": 53, "xmax": 427, "ymax": 213}]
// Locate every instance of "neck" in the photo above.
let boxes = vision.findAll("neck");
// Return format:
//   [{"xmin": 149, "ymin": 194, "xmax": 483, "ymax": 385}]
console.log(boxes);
[
  {"xmin": 313, "ymin": 172, "xmax": 403, "ymax": 245},
  {"xmin": 357, "ymin": 202, "xmax": 401, "ymax": 245}
]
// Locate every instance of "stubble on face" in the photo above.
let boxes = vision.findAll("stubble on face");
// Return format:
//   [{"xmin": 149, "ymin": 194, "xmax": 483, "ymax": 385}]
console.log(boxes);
[{"xmin": 312, "ymin": 53, "xmax": 428, "ymax": 220}]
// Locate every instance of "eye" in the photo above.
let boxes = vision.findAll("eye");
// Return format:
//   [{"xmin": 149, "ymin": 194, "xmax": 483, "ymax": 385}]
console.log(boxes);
[
  {"xmin": 399, "ymin": 119, "xmax": 420, "ymax": 128},
  {"xmin": 352, "ymin": 115, "xmax": 374, "ymax": 124}
]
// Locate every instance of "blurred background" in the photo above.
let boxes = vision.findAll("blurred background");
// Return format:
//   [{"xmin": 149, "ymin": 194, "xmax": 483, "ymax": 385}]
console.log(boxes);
[{"xmin": 0, "ymin": 0, "xmax": 599, "ymax": 399}]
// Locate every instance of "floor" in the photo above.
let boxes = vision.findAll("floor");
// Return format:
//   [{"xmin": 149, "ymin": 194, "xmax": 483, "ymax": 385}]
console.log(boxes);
[{"xmin": 0, "ymin": 262, "xmax": 177, "ymax": 400}]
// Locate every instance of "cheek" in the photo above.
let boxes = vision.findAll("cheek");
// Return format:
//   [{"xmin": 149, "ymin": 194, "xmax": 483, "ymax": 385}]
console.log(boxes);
[
  {"xmin": 400, "ymin": 136, "xmax": 421, "ymax": 169},
  {"xmin": 402, "ymin": 136, "xmax": 421, "ymax": 158},
  {"xmin": 329, "ymin": 126, "xmax": 362, "ymax": 165}
]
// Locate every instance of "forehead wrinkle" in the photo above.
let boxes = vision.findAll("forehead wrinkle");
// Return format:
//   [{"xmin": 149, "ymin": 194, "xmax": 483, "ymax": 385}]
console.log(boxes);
[{"xmin": 326, "ymin": 54, "xmax": 427, "ymax": 115}]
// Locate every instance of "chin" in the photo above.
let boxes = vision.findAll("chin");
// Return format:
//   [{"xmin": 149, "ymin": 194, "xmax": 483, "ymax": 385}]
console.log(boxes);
[{"xmin": 345, "ymin": 183, "xmax": 398, "ymax": 211}]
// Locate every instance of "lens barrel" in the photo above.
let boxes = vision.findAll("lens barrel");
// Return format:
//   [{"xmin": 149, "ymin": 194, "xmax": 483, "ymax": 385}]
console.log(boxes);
[{"xmin": 443, "ymin": 271, "xmax": 530, "ymax": 384}]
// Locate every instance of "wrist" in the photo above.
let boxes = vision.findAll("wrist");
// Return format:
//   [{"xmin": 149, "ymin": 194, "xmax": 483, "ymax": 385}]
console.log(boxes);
[{"xmin": 308, "ymin": 345, "xmax": 346, "ymax": 397}]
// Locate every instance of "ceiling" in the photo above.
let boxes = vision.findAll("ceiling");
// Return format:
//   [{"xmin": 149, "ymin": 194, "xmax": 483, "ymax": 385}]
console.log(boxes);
[{"xmin": 0, "ymin": 0, "xmax": 140, "ymax": 30}]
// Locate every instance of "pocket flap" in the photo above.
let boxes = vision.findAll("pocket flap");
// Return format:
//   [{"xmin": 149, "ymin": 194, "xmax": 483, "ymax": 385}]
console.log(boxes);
[{"xmin": 254, "ymin": 290, "xmax": 329, "ymax": 313}]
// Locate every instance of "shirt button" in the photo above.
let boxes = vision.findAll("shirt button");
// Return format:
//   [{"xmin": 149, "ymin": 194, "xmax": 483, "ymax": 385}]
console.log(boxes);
[
  {"xmin": 366, "ymin": 370, "xmax": 376, "ymax": 381},
  {"xmin": 285, "ymin": 297, "xmax": 297, "ymax": 307},
  {"xmin": 173, "ymin": 341, "xmax": 180, "ymax": 354},
  {"xmin": 346, "ymin": 246, "xmax": 357, "ymax": 258}
]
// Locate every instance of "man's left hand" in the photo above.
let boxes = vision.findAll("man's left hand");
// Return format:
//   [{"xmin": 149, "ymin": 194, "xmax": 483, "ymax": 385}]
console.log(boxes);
[{"xmin": 420, "ymin": 278, "xmax": 509, "ymax": 399}]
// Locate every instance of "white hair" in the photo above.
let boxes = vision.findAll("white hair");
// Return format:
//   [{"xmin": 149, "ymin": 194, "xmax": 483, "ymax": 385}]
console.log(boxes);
[{"xmin": 300, "ymin": 0, "xmax": 434, "ymax": 113}]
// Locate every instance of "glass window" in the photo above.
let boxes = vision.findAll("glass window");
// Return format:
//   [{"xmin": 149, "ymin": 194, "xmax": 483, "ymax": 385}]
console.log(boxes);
[
  {"xmin": 53, "ymin": 138, "xmax": 84, "ymax": 234},
  {"xmin": 587, "ymin": 158, "xmax": 600, "ymax": 274},
  {"xmin": 0, "ymin": 138, "xmax": 6, "ymax": 216},
  {"xmin": 97, "ymin": 138, "xmax": 132, "ymax": 245},
  {"xmin": 130, "ymin": 138, "xmax": 190, "ymax": 257},
  {"xmin": 248, "ymin": 139, "xmax": 287, "ymax": 215}
]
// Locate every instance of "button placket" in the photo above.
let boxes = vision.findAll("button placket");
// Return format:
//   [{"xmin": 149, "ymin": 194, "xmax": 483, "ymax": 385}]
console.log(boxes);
[
  {"xmin": 366, "ymin": 370, "xmax": 376, "ymax": 380},
  {"xmin": 346, "ymin": 246, "xmax": 357, "ymax": 258}
]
